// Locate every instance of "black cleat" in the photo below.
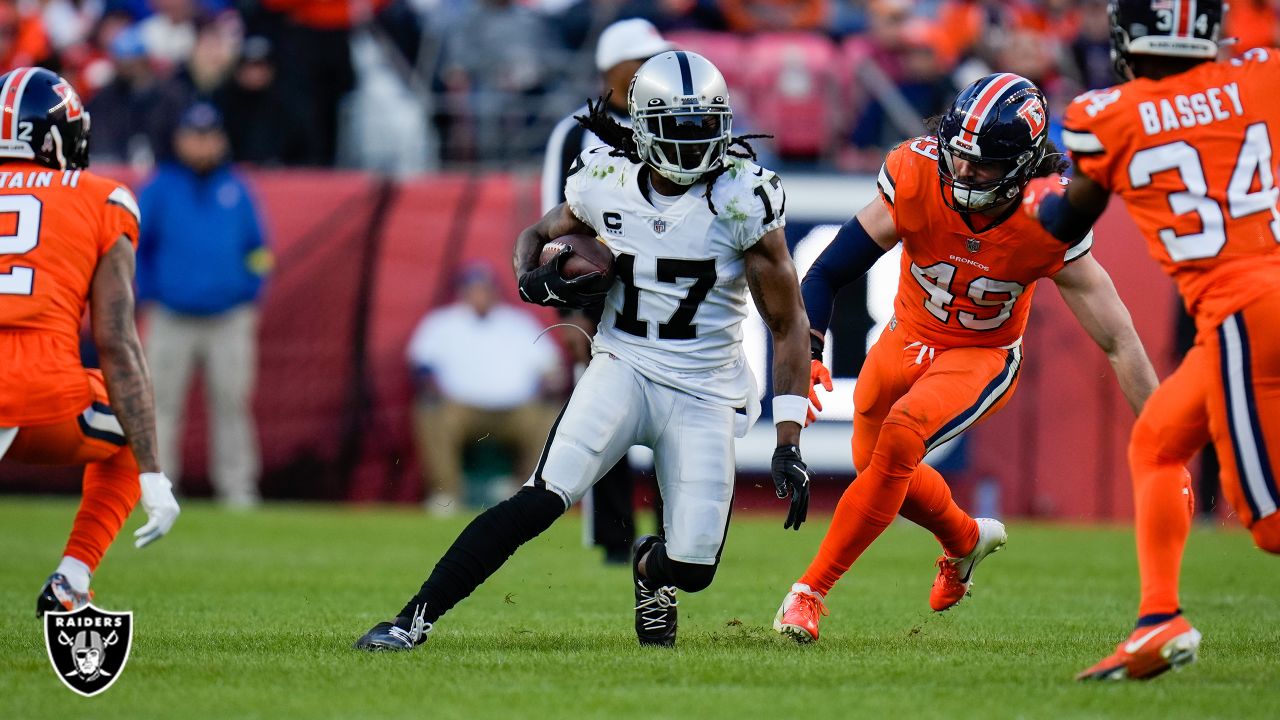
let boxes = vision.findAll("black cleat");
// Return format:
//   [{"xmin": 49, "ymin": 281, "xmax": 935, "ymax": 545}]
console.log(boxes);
[
  {"xmin": 632, "ymin": 535, "xmax": 677, "ymax": 647},
  {"xmin": 36, "ymin": 573, "xmax": 92, "ymax": 618},
  {"xmin": 353, "ymin": 605, "xmax": 431, "ymax": 651}
]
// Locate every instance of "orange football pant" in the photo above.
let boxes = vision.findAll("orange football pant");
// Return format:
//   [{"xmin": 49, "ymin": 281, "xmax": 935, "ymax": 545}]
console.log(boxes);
[
  {"xmin": 1130, "ymin": 293, "xmax": 1280, "ymax": 617},
  {"xmin": 800, "ymin": 322, "xmax": 1021, "ymax": 595},
  {"xmin": 4, "ymin": 370, "xmax": 139, "ymax": 571}
]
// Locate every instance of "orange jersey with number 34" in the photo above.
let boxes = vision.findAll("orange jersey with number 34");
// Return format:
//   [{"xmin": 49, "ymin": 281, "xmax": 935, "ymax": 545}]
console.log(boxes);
[
  {"xmin": 1063, "ymin": 48, "xmax": 1280, "ymax": 330},
  {"xmin": 0, "ymin": 162, "xmax": 140, "ymax": 425},
  {"xmin": 877, "ymin": 137, "xmax": 1093, "ymax": 350}
]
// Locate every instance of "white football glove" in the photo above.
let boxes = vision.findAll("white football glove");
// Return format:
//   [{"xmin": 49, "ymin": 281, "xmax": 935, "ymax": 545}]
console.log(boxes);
[{"xmin": 135, "ymin": 472, "xmax": 180, "ymax": 548}]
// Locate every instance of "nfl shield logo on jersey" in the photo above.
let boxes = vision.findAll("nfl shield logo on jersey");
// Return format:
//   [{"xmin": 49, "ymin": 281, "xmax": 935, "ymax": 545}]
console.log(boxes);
[
  {"xmin": 966, "ymin": 238, "xmax": 981, "ymax": 253},
  {"xmin": 652, "ymin": 218, "xmax": 668, "ymax": 234},
  {"xmin": 44, "ymin": 604, "xmax": 133, "ymax": 697}
]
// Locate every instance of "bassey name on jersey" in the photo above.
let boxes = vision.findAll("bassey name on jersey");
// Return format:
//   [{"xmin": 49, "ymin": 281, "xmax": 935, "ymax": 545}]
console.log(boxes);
[{"xmin": 1137, "ymin": 82, "xmax": 1244, "ymax": 135}]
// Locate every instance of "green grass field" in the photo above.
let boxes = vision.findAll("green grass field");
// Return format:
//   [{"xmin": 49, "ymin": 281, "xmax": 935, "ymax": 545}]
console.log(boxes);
[{"xmin": 1, "ymin": 499, "xmax": 1277, "ymax": 719}]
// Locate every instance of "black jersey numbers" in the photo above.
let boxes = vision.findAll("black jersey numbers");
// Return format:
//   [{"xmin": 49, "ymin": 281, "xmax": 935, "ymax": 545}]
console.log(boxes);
[
  {"xmin": 613, "ymin": 253, "xmax": 717, "ymax": 340},
  {"xmin": 753, "ymin": 174, "xmax": 784, "ymax": 227}
]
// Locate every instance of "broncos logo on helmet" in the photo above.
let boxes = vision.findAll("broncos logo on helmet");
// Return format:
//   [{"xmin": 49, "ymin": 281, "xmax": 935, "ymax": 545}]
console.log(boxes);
[
  {"xmin": 0, "ymin": 67, "xmax": 91, "ymax": 171},
  {"xmin": 935, "ymin": 73, "xmax": 1050, "ymax": 214}
]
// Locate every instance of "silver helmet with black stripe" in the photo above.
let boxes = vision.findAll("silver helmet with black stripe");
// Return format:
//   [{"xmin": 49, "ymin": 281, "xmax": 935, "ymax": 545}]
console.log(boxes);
[{"xmin": 627, "ymin": 51, "xmax": 733, "ymax": 186}]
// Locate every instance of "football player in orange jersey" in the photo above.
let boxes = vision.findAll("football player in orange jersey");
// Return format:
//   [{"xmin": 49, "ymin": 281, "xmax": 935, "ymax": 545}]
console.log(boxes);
[
  {"xmin": 0, "ymin": 68, "xmax": 179, "ymax": 616},
  {"xmin": 773, "ymin": 73, "xmax": 1161, "ymax": 644},
  {"xmin": 1025, "ymin": 0, "xmax": 1280, "ymax": 681}
]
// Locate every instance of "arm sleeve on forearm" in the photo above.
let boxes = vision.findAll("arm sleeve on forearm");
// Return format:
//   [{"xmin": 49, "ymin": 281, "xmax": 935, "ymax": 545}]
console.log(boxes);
[
  {"xmin": 1038, "ymin": 191, "xmax": 1095, "ymax": 245},
  {"xmin": 801, "ymin": 216, "xmax": 887, "ymax": 335}
]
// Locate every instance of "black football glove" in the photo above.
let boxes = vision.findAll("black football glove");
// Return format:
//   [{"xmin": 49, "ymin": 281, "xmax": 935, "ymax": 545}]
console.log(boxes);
[
  {"xmin": 518, "ymin": 247, "xmax": 611, "ymax": 309},
  {"xmin": 772, "ymin": 444, "xmax": 810, "ymax": 531}
]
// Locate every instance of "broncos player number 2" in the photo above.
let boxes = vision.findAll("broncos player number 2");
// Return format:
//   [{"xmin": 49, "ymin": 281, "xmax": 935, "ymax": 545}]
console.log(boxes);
[
  {"xmin": 0, "ymin": 194, "xmax": 42, "ymax": 296},
  {"xmin": 1128, "ymin": 122, "xmax": 1280, "ymax": 261},
  {"xmin": 614, "ymin": 253, "xmax": 717, "ymax": 340}
]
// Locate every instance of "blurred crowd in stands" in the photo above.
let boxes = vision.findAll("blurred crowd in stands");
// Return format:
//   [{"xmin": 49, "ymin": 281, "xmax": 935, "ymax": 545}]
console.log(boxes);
[{"xmin": 11, "ymin": 0, "xmax": 1280, "ymax": 172}]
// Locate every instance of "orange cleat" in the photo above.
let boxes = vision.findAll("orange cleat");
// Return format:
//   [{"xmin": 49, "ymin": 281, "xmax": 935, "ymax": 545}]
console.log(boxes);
[
  {"xmin": 773, "ymin": 583, "xmax": 828, "ymax": 643},
  {"xmin": 1077, "ymin": 615, "xmax": 1202, "ymax": 681},
  {"xmin": 930, "ymin": 517, "xmax": 1006, "ymax": 611}
]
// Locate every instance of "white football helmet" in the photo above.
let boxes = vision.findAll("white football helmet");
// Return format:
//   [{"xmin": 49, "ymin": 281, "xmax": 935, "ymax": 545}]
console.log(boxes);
[{"xmin": 628, "ymin": 51, "xmax": 733, "ymax": 185}]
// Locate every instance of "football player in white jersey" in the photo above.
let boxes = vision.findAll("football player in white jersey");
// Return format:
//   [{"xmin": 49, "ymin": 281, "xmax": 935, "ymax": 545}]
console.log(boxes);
[{"xmin": 355, "ymin": 51, "xmax": 813, "ymax": 650}]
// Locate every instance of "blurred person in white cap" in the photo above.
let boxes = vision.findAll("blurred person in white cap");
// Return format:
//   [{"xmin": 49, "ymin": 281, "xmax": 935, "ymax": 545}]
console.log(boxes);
[
  {"xmin": 538, "ymin": 17, "xmax": 672, "ymax": 565},
  {"xmin": 540, "ymin": 18, "xmax": 673, "ymax": 213}
]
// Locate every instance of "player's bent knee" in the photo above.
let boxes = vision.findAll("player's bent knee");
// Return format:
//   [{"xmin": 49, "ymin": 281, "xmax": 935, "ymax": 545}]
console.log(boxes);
[
  {"xmin": 643, "ymin": 540, "xmax": 719, "ymax": 592},
  {"xmin": 665, "ymin": 559, "xmax": 717, "ymax": 593},
  {"xmin": 1128, "ymin": 412, "xmax": 1194, "ymax": 468},
  {"xmin": 873, "ymin": 419, "xmax": 928, "ymax": 472},
  {"xmin": 495, "ymin": 486, "xmax": 568, "ymax": 538},
  {"xmin": 1251, "ymin": 514, "xmax": 1280, "ymax": 554}
]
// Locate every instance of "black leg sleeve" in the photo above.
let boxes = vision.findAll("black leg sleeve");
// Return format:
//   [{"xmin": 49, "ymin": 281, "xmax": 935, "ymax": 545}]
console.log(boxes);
[
  {"xmin": 640, "ymin": 539, "xmax": 718, "ymax": 593},
  {"xmin": 398, "ymin": 487, "xmax": 566, "ymax": 622}
]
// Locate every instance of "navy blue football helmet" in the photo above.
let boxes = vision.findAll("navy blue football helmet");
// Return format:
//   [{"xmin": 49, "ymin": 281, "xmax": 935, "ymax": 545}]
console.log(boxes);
[
  {"xmin": 936, "ymin": 73, "xmax": 1049, "ymax": 213},
  {"xmin": 1109, "ymin": 0, "xmax": 1224, "ymax": 80},
  {"xmin": 0, "ymin": 67, "xmax": 91, "ymax": 170}
]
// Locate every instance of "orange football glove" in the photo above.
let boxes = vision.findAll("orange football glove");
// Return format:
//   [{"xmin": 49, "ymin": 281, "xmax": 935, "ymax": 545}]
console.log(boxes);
[
  {"xmin": 807, "ymin": 359, "xmax": 833, "ymax": 426},
  {"xmin": 1021, "ymin": 173, "xmax": 1067, "ymax": 220}
]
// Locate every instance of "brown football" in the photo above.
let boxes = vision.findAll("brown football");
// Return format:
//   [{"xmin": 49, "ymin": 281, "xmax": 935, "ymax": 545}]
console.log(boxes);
[{"xmin": 539, "ymin": 234, "xmax": 615, "ymax": 280}]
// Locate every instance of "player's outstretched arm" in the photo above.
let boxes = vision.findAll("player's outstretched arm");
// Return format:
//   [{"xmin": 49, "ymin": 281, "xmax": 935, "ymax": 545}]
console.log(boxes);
[
  {"xmin": 747, "ymin": 227, "xmax": 813, "ymax": 529},
  {"xmin": 91, "ymin": 236, "xmax": 179, "ymax": 547},
  {"xmin": 801, "ymin": 197, "xmax": 899, "ymax": 343},
  {"xmin": 799, "ymin": 197, "xmax": 898, "ymax": 423},
  {"xmin": 1052, "ymin": 253, "xmax": 1159, "ymax": 415},
  {"xmin": 747, "ymin": 227, "xmax": 811, "ymax": 440},
  {"xmin": 92, "ymin": 237, "xmax": 160, "ymax": 472}
]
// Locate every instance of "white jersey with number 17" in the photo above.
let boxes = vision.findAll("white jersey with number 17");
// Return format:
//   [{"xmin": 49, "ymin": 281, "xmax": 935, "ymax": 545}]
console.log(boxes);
[{"xmin": 563, "ymin": 146, "xmax": 786, "ymax": 409}]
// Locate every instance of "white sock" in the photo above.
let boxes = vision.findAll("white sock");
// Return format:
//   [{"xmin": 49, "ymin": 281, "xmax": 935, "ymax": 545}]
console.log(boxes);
[{"xmin": 56, "ymin": 556, "xmax": 92, "ymax": 593}]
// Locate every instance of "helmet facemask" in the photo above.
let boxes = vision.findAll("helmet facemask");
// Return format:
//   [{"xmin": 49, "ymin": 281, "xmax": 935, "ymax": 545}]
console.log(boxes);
[
  {"xmin": 627, "ymin": 51, "xmax": 734, "ymax": 186},
  {"xmin": 938, "ymin": 144, "xmax": 1038, "ymax": 213},
  {"xmin": 633, "ymin": 103, "xmax": 732, "ymax": 186}
]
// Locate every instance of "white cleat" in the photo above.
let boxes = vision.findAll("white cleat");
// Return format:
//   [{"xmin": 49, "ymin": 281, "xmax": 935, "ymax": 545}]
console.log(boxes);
[{"xmin": 930, "ymin": 517, "xmax": 1006, "ymax": 612}]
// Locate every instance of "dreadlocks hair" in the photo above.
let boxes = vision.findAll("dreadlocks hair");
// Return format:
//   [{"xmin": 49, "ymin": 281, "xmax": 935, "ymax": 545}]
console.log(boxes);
[
  {"xmin": 574, "ymin": 92, "xmax": 774, "ymax": 215},
  {"xmin": 574, "ymin": 92, "xmax": 643, "ymax": 164},
  {"xmin": 921, "ymin": 114, "xmax": 1071, "ymax": 178}
]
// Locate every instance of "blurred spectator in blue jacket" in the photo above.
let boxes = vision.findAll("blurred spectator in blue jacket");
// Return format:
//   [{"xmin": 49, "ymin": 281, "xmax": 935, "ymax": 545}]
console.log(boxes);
[{"xmin": 137, "ymin": 102, "xmax": 272, "ymax": 508}]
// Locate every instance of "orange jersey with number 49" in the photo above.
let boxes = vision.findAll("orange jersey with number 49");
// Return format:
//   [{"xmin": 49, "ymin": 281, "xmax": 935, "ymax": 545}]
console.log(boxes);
[
  {"xmin": 877, "ymin": 137, "xmax": 1093, "ymax": 350},
  {"xmin": 0, "ymin": 162, "xmax": 140, "ymax": 425},
  {"xmin": 1063, "ymin": 48, "xmax": 1280, "ymax": 330}
]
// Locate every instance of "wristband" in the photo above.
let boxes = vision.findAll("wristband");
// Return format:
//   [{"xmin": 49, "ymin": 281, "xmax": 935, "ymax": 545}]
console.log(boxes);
[
  {"xmin": 772, "ymin": 395, "xmax": 809, "ymax": 426},
  {"xmin": 810, "ymin": 332, "xmax": 825, "ymax": 362}
]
